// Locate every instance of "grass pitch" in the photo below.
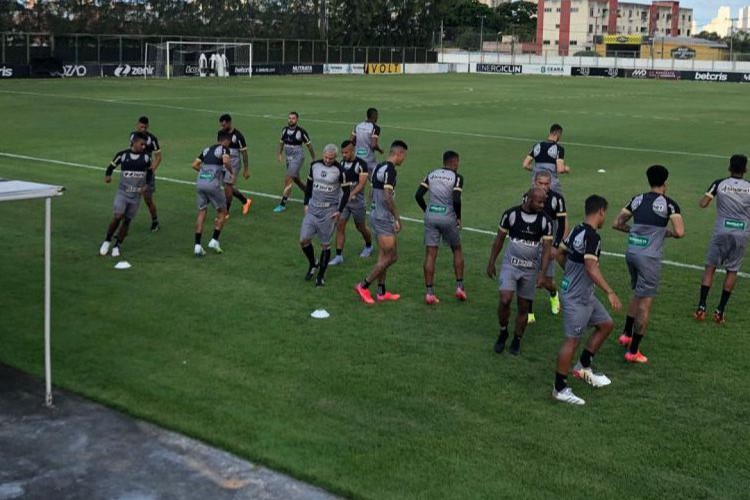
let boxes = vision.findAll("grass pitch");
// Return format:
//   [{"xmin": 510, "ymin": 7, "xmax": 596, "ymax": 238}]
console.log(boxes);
[{"xmin": 1, "ymin": 75, "xmax": 749, "ymax": 499}]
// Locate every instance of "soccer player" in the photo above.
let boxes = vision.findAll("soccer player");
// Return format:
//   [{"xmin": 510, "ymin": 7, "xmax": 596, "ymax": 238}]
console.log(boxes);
[
  {"xmin": 274, "ymin": 111, "xmax": 315, "ymax": 212},
  {"xmin": 218, "ymin": 114, "xmax": 252, "ymax": 216},
  {"xmin": 415, "ymin": 150, "xmax": 467, "ymax": 304},
  {"xmin": 299, "ymin": 144, "xmax": 351, "ymax": 287},
  {"xmin": 192, "ymin": 132, "xmax": 233, "ymax": 256},
  {"xmin": 486, "ymin": 187, "xmax": 553, "ymax": 356},
  {"xmin": 351, "ymin": 107, "xmax": 383, "ymax": 173},
  {"xmin": 329, "ymin": 140, "xmax": 373, "ymax": 265},
  {"xmin": 613, "ymin": 165, "xmax": 685, "ymax": 364},
  {"xmin": 354, "ymin": 140, "xmax": 409, "ymax": 304},
  {"xmin": 526, "ymin": 170, "xmax": 568, "ymax": 324},
  {"xmin": 523, "ymin": 124, "xmax": 570, "ymax": 193},
  {"xmin": 694, "ymin": 154, "xmax": 750, "ymax": 323},
  {"xmin": 553, "ymin": 195, "xmax": 622, "ymax": 406},
  {"xmin": 130, "ymin": 116, "xmax": 162, "ymax": 232},
  {"xmin": 99, "ymin": 132, "xmax": 152, "ymax": 258}
]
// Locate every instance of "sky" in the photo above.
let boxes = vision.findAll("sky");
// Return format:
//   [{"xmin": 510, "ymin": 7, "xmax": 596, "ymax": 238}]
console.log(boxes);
[{"xmin": 683, "ymin": 1, "xmax": 748, "ymax": 27}]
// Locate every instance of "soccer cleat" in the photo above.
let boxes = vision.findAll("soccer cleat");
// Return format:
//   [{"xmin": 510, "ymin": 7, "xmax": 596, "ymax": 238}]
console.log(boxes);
[
  {"xmin": 618, "ymin": 334, "xmax": 632, "ymax": 347},
  {"xmin": 509, "ymin": 338, "xmax": 521, "ymax": 356},
  {"xmin": 315, "ymin": 277, "xmax": 325, "ymax": 287},
  {"xmin": 625, "ymin": 351, "xmax": 648, "ymax": 364},
  {"xmin": 99, "ymin": 240, "xmax": 111, "ymax": 256},
  {"xmin": 552, "ymin": 387, "xmax": 586, "ymax": 405},
  {"xmin": 425, "ymin": 293, "xmax": 440, "ymax": 305},
  {"xmin": 355, "ymin": 283, "xmax": 375, "ymax": 304},
  {"xmin": 494, "ymin": 336, "xmax": 507, "ymax": 354},
  {"xmin": 694, "ymin": 307, "xmax": 707, "ymax": 321},
  {"xmin": 305, "ymin": 263, "xmax": 319, "ymax": 281},
  {"xmin": 359, "ymin": 246, "xmax": 373, "ymax": 258},
  {"xmin": 455, "ymin": 288, "xmax": 468, "ymax": 302},
  {"xmin": 550, "ymin": 294, "xmax": 560, "ymax": 315},
  {"xmin": 572, "ymin": 363, "xmax": 612, "ymax": 388},
  {"xmin": 242, "ymin": 198, "xmax": 253, "ymax": 215},
  {"xmin": 329, "ymin": 255, "xmax": 344, "ymax": 266},
  {"xmin": 150, "ymin": 220, "xmax": 160, "ymax": 233},
  {"xmin": 194, "ymin": 244, "xmax": 206, "ymax": 257},
  {"xmin": 713, "ymin": 310, "xmax": 725, "ymax": 324},
  {"xmin": 273, "ymin": 204, "xmax": 286, "ymax": 213},
  {"xmin": 377, "ymin": 291, "xmax": 401, "ymax": 302},
  {"xmin": 111, "ymin": 246, "xmax": 121, "ymax": 258},
  {"xmin": 208, "ymin": 239, "xmax": 223, "ymax": 254},
  {"xmin": 527, "ymin": 313, "xmax": 536, "ymax": 325}
]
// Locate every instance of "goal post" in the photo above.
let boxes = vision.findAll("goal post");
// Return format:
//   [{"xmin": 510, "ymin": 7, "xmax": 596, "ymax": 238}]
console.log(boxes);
[{"xmin": 144, "ymin": 41, "xmax": 253, "ymax": 79}]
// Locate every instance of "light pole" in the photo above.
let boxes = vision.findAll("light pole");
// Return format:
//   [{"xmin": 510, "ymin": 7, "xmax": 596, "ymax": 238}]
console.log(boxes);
[
  {"xmin": 728, "ymin": 17, "xmax": 738, "ymax": 65},
  {"xmin": 478, "ymin": 15, "xmax": 486, "ymax": 63}
]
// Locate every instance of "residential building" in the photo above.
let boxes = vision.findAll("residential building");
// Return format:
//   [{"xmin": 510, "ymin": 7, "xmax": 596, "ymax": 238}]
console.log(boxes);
[{"xmin": 700, "ymin": 6, "xmax": 732, "ymax": 37}]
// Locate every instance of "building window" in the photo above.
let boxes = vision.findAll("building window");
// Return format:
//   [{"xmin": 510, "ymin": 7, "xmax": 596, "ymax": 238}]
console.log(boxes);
[
  {"xmin": 666, "ymin": 14, "xmax": 671, "ymax": 21},
  {"xmin": 555, "ymin": 24, "xmax": 560, "ymax": 29},
  {"xmin": 687, "ymin": 29, "xmax": 691, "ymax": 36},
  {"xmin": 556, "ymin": 8, "xmax": 561, "ymax": 13},
  {"xmin": 678, "ymin": 29, "xmax": 681, "ymax": 35},
  {"xmin": 590, "ymin": 8, "xmax": 594, "ymax": 16},
  {"xmin": 555, "ymin": 40, "xmax": 559, "ymax": 45},
  {"xmin": 543, "ymin": 40, "xmax": 551, "ymax": 45},
  {"xmin": 570, "ymin": 41, "xmax": 578, "ymax": 46},
  {"xmin": 589, "ymin": 24, "xmax": 593, "ymax": 33},
  {"xmin": 688, "ymin": 15, "xmax": 691, "ymax": 21},
  {"xmin": 666, "ymin": 28, "xmax": 671, "ymax": 35}
]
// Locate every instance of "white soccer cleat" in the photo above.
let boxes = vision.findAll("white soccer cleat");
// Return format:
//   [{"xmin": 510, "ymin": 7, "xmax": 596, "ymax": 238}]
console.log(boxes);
[
  {"xmin": 359, "ymin": 246, "xmax": 373, "ymax": 258},
  {"xmin": 572, "ymin": 363, "xmax": 612, "ymax": 388},
  {"xmin": 111, "ymin": 246, "xmax": 121, "ymax": 258},
  {"xmin": 552, "ymin": 387, "xmax": 586, "ymax": 405},
  {"xmin": 329, "ymin": 255, "xmax": 344, "ymax": 266},
  {"xmin": 208, "ymin": 238, "xmax": 223, "ymax": 254},
  {"xmin": 194, "ymin": 244, "xmax": 206, "ymax": 257},
  {"xmin": 99, "ymin": 241, "xmax": 111, "ymax": 256}
]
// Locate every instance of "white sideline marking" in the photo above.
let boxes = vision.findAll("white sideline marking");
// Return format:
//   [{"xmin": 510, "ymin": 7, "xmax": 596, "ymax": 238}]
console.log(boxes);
[
  {"xmin": 0, "ymin": 89, "xmax": 729, "ymax": 160},
  {"xmin": 1, "ymin": 151, "xmax": 746, "ymax": 279}
]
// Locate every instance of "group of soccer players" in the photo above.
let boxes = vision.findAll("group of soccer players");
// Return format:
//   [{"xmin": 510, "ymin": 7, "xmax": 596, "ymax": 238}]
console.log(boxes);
[{"xmin": 99, "ymin": 112, "xmax": 750, "ymax": 406}]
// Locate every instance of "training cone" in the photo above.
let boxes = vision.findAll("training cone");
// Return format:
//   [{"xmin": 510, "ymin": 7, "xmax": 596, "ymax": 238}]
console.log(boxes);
[
  {"xmin": 114, "ymin": 261, "xmax": 132, "ymax": 270},
  {"xmin": 311, "ymin": 309, "xmax": 330, "ymax": 319}
]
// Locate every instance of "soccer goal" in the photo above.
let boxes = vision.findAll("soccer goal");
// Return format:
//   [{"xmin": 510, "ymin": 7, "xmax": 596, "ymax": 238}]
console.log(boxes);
[{"xmin": 144, "ymin": 41, "xmax": 252, "ymax": 79}]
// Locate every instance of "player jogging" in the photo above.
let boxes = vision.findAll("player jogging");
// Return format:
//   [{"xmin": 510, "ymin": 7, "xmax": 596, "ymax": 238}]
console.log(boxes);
[
  {"xmin": 130, "ymin": 116, "xmax": 162, "ymax": 232},
  {"xmin": 553, "ymin": 195, "xmax": 622, "ymax": 405},
  {"xmin": 694, "ymin": 154, "xmax": 750, "ymax": 323},
  {"xmin": 218, "ymin": 114, "xmax": 252, "ymax": 217},
  {"xmin": 299, "ymin": 144, "xmax": 351, "ymax": 287},
  {"xmin": 613, "ymin": 165, "xmax": 685, "ymax": 364},
  {"xmin": 192, "ymin": 132, "xmax": 233, "ymax": 256},
  {"xmin": 354, "ymin": 140, "xmax": 408, "ymax": 304},
  {"xmin": 274, "ymin": 112, "xmax": 315, "ymax": 212},
  {"xmin": 415, "ymin": 150, "xmax": 467, "ymax": 304},
  {"xmin": 487, "ymin": 188, "xmax": 553, "ymax": 356},
  {"xmin": 351, "ymin": 107, "xmax": 383, "ymax": 174},
  {"xmin": 99, "ymin": 132, "xmax": 152, "ymax": 258},
  {"xmin": 329, "ymin": 140, "xmax": 373, "ymax": 265},
  {"xmin": 526, "ymin": 170, "xmax": 567, "ymax": 324},
  {"xmin": 523, "ymin": 124, "xmax": 570, "ymax": 193}
]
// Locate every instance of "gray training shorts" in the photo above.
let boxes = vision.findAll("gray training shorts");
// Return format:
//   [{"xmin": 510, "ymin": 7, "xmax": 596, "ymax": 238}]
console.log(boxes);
[
  {"xmin": 197, "ymin": 186, "xmax": 227, "ymax": 211},
  {"xmin": 341, "ymin": 203, "xmax": 367, "ymax": 225},
  {"xmin": 626, "ymin": 252, "xmax": 662, "ymax": 298},
  {"xmin": 370, "ymin": 213, "xmax": 396, "ymax": 238},
  {"xmin": 561, "ymin": 296, "xmax": 612, "ymax": 339},
  {"xmin": 286, "ymin": 155, "xmax": 305, "ymax": 178},
  {"xmin": 113, "ymin": 192, "xmax": 141, "ymax": 220},
  {"xmin": 300, "ymin": 212, "xmax": 336, "ymax": 244},
  {"xmin": 498, "ymin": 265, "xmax": 537, "ymax": 301},
  {"xmin": 224, "ymin": 156, "xmax": 240, "ymax": 184},
  {"xmin": 424, "ymin": 217, "xmax": 461, "ymax": 248},
  {"xmin": 706, "ymin": 233, "xmax": 747, "ymax": 273}
]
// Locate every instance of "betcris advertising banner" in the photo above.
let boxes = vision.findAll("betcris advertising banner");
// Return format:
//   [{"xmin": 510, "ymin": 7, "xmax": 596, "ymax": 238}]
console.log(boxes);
[
  {"xmin": 0, "ymin": 64, "xmax": 31, "ymax": 78},
  {"xmin": 572, "ymin": 67, "xmax": 624, "ymax": 78},
  {"xmin": 474, "ymin": 63, "xmax": 523, "ymax": 74},
  {"xmin": 366, "ymin": 63, "xmax": 403, "ymax": 74},
  {"xmin": 522, "ymin": 65, "xmax": 571, "ymax": 76}
]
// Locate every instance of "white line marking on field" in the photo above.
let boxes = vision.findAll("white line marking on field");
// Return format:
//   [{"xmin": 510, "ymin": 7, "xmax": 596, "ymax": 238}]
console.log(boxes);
[
  {"xmin": 0, "ymin": 89, "xmax": 729, "ymax": 160},
  {"xmin": 1, "ymin": 151, "xmax": 746, "ymax": 279}
]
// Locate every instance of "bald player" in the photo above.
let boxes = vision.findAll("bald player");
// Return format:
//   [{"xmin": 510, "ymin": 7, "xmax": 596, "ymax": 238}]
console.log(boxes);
[
  {"xmin": 523, "ymin": 124, "xmax": 570, "ymax": 194},
  {"xmin": 487, "ymin": 188, "xmax": 553, "ymax": 356}
]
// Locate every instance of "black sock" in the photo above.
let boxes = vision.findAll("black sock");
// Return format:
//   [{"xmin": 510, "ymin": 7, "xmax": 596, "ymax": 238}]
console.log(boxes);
[
  {"xmin": 528, "ymin": 301, "xmax": 534, "ymax": 314},
  {"xmin": 365, "ymin": 242, "xmax": 372, "ymax": 248},
  {"xmin": 580, "ymin": 349, "xmax": 594, "ymax": 369},
  {"xmin": 234, "ymin": 190, "xmax": 248, "ymax": 204},
  {"xmin": 377, "ymin": 283, "xmax": 386, "ymax": 296},
  {"xmin": 281, "ymin": 196, "xmax": 288, "ymax": 206},
  {"xmin": 226, "ymin": 199, "xmax": 232, "ymax": 212},
  {"xmin": 629, "ymin": 333, "xmax": 644, "ymax": 354},
  {"xmin": 699, "ymin": 286, "xmax": 710, "ymax": 309},
  {"xmin": 336, "ymin": 248, "xmax": 343, "ymax": 256},
  {"xmin": 360, "ymin": 278, "xmax": 371, "ymax": 289},
  {"xmin": 549, "ymin": 291, "xmax": 557, "ymax": 298},
  {"xmin": 302, "ymin": 244, "xmax": 316, "ymax": 267},
  {"xmin": 426, "ymin": 284, "xmax": 434, "ymax": 295},
  {"xmin": 555, "ymin": 372, "xmax": 567, "ymax": 392},
  {"xmin": 623, "ymin": 315, "xmax": 635, "ymax": 337},
  {"xmin": 498, "ymin": 327, "xmax": 509, "ymax": 342},
  {"xmin": 318, "ymin": 249, "xmax": 331, "ymax": 279},
  {"xmin": 510, "ymin": 335, "xmax": 521, "ymax": 350},
  {"xmin": 194, "ymin": 232, "xmax": 202, "ymax": 245},
  {"xmin": 151, "ymin": 215, "xmax": 158, "ymax": 222},
  {"xmin": 456, "ymin": 279, "xmax": 464, "ymax": 290},
  {"xmin": 212, "ymin": 229, "xmax": 221, "ymax": 241},
  {"xmin": 717, "ymin": 290, "xmax": 732, "ymax": 312}
]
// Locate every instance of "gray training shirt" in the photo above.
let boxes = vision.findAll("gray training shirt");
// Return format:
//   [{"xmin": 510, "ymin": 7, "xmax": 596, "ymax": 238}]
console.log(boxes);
[
  {"xmin": 280, "ymin": 126, "xmax": 311, "ymax": 161},
  {"xmin": 353, "ymin": 121, "xmax": 381, "ymax": 165},
  {"xmin": 420, "ymin": 168, "xmax": 463, "ymax": 220},
  {"xmin": 196, "ymin": 144, "xmax": 229, "ymax": 189},
  {"xmin": 109, "ymin": 150, "xmax": 152, "ymax": 199},
  {"xmin": 498, "ymin": 206, "xmax": 553, "ymax": 270},
  {"xmin": 706, "ymin": 177, "xmax": 750, "ymax": 240},
  {"xmin": 371, "ymin": 161, "xmax": 397, "ymax": 223},
  {"xmin": 306, "ymin": 160, "xmax": 349, "ymax": 217},
  {"xmin": 624, "ymin": 192, "xmax": 681, "ymax": 259},
  {"xmin": 560, "ymin": 223, "xmax": 602, "ymax": 303}
]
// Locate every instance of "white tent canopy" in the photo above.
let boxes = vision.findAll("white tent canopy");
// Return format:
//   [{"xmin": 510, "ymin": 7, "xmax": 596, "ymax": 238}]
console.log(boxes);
[{"xmin": 0, "ymin": 179, "xmax": 64, "ymax": 407}]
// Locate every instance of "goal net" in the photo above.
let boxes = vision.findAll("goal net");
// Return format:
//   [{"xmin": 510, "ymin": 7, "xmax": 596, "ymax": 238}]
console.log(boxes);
[{"xmin": 144, "ymin": 42, "xmax": 252, "ymax": 79}]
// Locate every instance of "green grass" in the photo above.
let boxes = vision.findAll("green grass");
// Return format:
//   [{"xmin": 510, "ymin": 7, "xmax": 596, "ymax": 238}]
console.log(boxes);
[{"xmin": 1, "ymin": 75, "xmax": 749, "ymax": 499}]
